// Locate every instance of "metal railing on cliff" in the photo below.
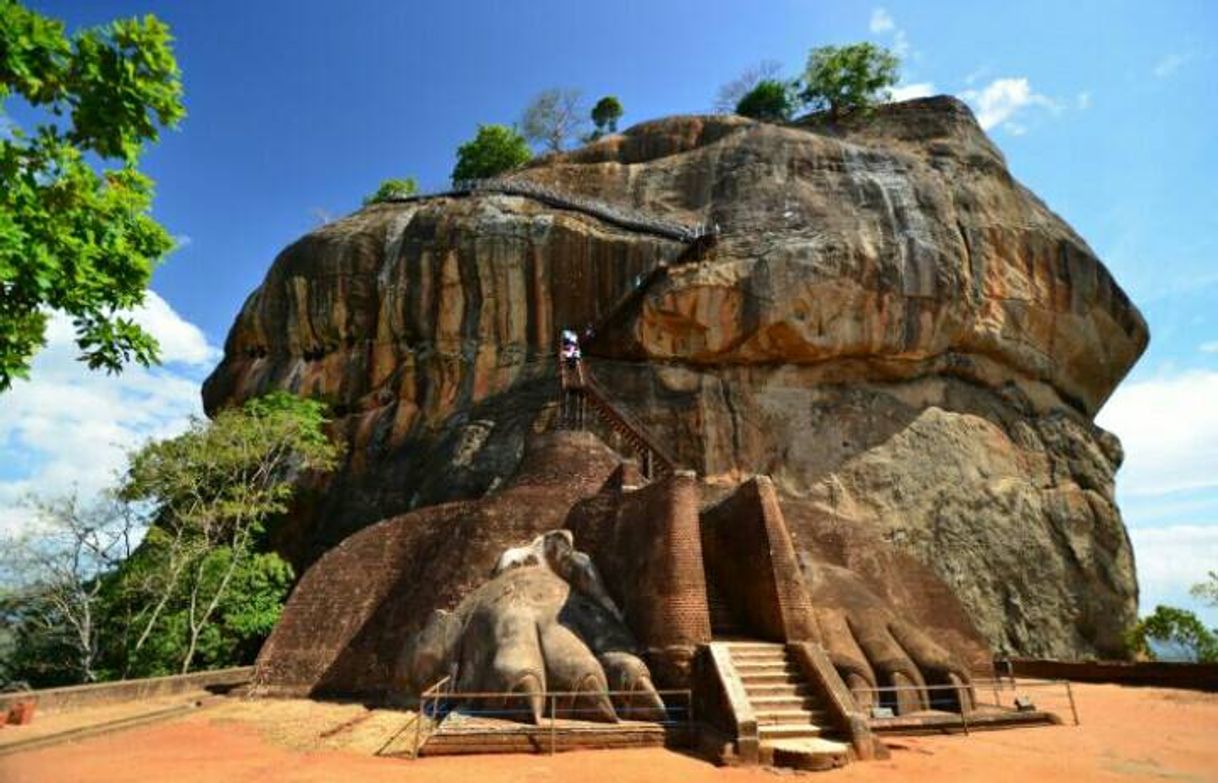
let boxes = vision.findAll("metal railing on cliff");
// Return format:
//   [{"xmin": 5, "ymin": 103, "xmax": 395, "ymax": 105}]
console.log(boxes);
[{"xmin": 381, "ymin": 177, "xmax": 718, "ymax": 244}]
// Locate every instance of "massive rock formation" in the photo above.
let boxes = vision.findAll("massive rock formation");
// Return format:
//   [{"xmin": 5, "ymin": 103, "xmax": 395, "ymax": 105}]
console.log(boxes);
[{"xmin": 204, "ymin": 97, "xmax": 1147, "ymax": 659}]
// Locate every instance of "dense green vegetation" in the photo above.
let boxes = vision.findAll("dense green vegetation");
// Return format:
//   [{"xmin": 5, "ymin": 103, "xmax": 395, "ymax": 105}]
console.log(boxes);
[
  {"xmin": 0, "ymin": 2, "xmax": 184, "ymax": 392},
  {"xmin": 451, "ymin": 123, "xmax": 533, "ymax": 183},
  {"xmin": 735, "ymin": 79, "xmax": 796, "ymax": 121},
  {"xmin": 0, "ymin": 394, "xmax": 340, "ymax": 686}
]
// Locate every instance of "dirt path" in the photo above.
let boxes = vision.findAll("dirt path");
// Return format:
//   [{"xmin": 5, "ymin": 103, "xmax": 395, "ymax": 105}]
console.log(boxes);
[{"xmin": 1, "ymin": 682, "xmax": 1216, "ymax": 782}]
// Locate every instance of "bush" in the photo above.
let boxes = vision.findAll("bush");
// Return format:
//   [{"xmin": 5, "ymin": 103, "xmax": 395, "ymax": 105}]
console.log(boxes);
[
  {"xmin": 735, "ymin": 79, "xmax": 796, "ymax": 122},
  {"xmin": 363, "ymin": 177, "xmax": 418, "ymax": 205},
  {"xmin": 451, "ymin": 124, "xmax": 533, "ymax": 183},
  {"xmin": 591, "ymin": 96, "xmax": 624, "ymax": 135},
  {"xmin": 800, "ymin": 42, "xmax": 900, "ymax": 120}
]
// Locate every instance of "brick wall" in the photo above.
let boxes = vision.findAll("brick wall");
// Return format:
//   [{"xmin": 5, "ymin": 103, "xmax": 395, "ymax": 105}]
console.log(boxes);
[
  {"xmin": 568, "ymin": 470, "xmax": 712, "ymax": 686},
  {"xmin": 700, "ymin": 476, "xmax": 818, "ymax": 642}
]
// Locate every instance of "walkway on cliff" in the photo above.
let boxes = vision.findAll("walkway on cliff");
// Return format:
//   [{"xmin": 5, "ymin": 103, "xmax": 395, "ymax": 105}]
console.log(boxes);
[{"xmin": 384, "ymin": 177, "xmax": 717, "ymax": 244}]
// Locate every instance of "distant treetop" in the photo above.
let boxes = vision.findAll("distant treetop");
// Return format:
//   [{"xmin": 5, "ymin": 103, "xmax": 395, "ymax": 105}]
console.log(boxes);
[
  {"xmin": 800, "ymin": 42, "xmax": 900, "ymax": 120},
  {"xmin": 451, "ymin": 124, "xmax": 533, "ymax": 183},
  {"xmin": 521, "ymin": 88, "xmax": 587, "ymax": 152},
  {"xmin": 735, "ymin": 79, "xmax": 796, "ymax": 122},
  {"xmin": 363, "ymin": 177, "xmax": 418, "ymax": 205},
  {"xmin": 591, "ymin": 96, "xmax": 624, "ymax": 135}
]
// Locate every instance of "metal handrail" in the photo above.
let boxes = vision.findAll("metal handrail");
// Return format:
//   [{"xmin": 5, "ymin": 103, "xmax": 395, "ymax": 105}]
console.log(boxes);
[
  {"xmin": 382, "ymin": 177, "xmax": 718, "ymax": 243},
  {"xmin": 849, "ymin": 677, "xmax": 1080, "ymax": 729},
  {"xmin": 411, "ymin": 685, "xmax": 694, "ymax": 757}
]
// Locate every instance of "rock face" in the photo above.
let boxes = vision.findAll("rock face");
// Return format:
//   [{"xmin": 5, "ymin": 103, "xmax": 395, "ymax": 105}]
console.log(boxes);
[{"xmin": 204, "ymin": 97, "xmax": 1147, "ymax": 659}]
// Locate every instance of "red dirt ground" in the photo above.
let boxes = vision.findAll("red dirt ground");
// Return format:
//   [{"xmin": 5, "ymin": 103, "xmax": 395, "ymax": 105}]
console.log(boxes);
[{"xmin": 1, "ymin": 682, "xmax": 1216, "ymax": 782}]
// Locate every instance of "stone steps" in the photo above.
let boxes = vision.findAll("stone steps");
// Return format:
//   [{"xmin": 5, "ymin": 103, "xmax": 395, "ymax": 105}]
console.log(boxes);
[{"xmin": 722, "ymin": 640, "xmax": 851, "ymax": 770}]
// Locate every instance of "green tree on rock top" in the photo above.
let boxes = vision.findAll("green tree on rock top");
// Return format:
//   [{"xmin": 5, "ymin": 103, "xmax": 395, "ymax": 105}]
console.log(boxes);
[
  {"xmin": 735, "ymin": 79, "xmax": 797, "ymax": 122},
  {"xmin": 0, "ymin": 2, "xmax": 184, "ymax": 392},
  {"xmin": 451, "ymin": 124, "xmax": 533, "ymax": 184},
  {"xmin": 591, "ymin": 95, "xmax": 624, "ymax": 136},
  {"xmin": 800, "ymin": 42, "xmax": 900, "ymax": 120},
  {"xmin": 363, "ymin": 176, "xmax": 418, "ymax": 205}
]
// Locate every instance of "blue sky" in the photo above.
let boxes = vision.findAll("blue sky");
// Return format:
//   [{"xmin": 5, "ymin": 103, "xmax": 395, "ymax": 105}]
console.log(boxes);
[{"xmin": 2, "ymin": 1, "xmax": 1216, "ymax": 628}]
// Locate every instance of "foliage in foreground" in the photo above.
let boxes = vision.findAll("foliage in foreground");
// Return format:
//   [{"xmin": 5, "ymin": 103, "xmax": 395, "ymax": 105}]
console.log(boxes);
[
  {"xmin": 451, "ymin": 123, "xmax": 532, "ymax": 183},
  {"xmin": 0, "ymin": 393, "xmax": 340, "ymax": 686},
  {"xmin": 0, "ymin": 2, "xmax": 184, "ymax": 392}
]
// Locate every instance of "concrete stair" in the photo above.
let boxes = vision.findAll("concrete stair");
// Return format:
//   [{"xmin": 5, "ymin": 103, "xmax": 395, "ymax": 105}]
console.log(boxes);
[{"xmin": 723, "ymin": 641, "xmax": 851, "ymax": 770}]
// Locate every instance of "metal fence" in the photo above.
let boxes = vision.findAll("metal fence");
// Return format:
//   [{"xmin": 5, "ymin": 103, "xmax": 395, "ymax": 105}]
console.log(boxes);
[
  {"xmin": 409, "ymin": 676, "xmax": 693, "ymax": 757},
  {"xmin": 849, "ymin": 677, "xmax": 1079, "ymax": 735},
  {"xmin": 383, "ymin": 177, "xmax": 717, "ymax": 243}
]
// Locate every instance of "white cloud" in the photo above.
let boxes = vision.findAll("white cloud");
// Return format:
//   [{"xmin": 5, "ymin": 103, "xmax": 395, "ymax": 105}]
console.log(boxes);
[
  {"xmin": 868, "ymin": 7, "xmax": 913, "ymax": 58},
  {"xmin": 1076, "ymin": 91, "xmax": 1092, "ymax": 110},
  {"xmin": 1097, "ymin": 370, "xmax": 1218, "ymax": 497},
  {"xmin": 1153, "ymin": 53, "xmax": 1187, "ymax": 78},
  {"xmin": 964, "ymin": 66, "xmax": 990, "ymax": 86},
  {"xmin": 1200, "ymin": 341, "xmax": 1218, "ymax": 353},
  {"xmin": 888, "ymin": 82, "xmax": 936, "ymax": 102},
  {"xmin": 1130, "ymin": 525, "xmax": 1218, "ymax": 623},
  {"xmin": 130, "ymin": 290, "xmax": 220, "ymax": 366},
  {"xmin": 869, "ymin": 7, "xmax": 895, "ymax": 33},
  {"xmin": 960, "ymin": 77, "xmax": 1058, "ymax": 131},
  {"xmin": 0, "ymin": 292, "xmax": 220, "ymax": 537}
]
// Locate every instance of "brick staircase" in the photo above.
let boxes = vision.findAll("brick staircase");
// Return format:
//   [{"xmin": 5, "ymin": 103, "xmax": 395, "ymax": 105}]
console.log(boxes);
[{"xmin": 725, "ymin": 641, "xmax": 852, "ymax": 770}]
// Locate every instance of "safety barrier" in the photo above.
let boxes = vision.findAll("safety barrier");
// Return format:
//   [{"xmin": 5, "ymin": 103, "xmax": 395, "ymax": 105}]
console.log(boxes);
[
  {"xmin": 383, "ymin": 177, "xmax": 717, "ymax": 243},
  {"xmin": 410, "ymin": 677, "xmax": 693, "ymax": 757},
  {"xmin": 849, "ymin": 677, "xmax": 1078, "ymax": 735}
]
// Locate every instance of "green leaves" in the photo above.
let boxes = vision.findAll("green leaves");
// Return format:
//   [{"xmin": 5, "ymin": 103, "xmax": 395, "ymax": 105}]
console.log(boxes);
[
  {"xmin": 735, "ymin": 79, "xmax": 797, "ymax": 122},
  {"xmin": 363, "ymin": 176, "xmax": 418, "ymax": 205},
  {"xmin": 451, "ymin": 123, "xmax": 532, "ymax": 183},
  {"xmin": 1126, "ymin": 605, "xmax": 1218, "ymax": 663},
  {"xmin": 800, "ymin": 42, "xmax": 900, "ymax": 120},
  {"xmin": 0, "ymin": 2, "xmax": 184, "ymax": 392},
  {"xmin": 590, "ymin": 95, "xmax": 623, "ymax": 134}
]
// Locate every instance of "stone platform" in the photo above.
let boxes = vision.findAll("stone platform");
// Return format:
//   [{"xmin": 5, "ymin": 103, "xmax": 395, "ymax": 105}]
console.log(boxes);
[{"xmin": 420, "ymin": 711, "xmax": 691, "ymax": 756}]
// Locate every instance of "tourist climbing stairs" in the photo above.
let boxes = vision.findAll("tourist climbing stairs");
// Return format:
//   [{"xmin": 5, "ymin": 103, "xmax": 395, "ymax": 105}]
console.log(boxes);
[
  {"xmin": 559, "ymin": 355, "xmax": 677, "ymax": 481},
  {"xmin": 725, "ymin": 641, "xmax": 852, "ymax": 767}
]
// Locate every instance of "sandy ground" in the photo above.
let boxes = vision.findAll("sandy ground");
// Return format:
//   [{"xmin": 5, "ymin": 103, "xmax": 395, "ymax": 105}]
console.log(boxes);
[{"xmin": 1, "ymin": 682, "xmax": 1216, "ymax": 782}]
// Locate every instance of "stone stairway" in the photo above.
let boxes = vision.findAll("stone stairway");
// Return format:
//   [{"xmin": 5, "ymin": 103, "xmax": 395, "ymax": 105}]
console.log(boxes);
[{"xmin": 725, "ymin": 641, "xmax": 852, "ymax": 770}]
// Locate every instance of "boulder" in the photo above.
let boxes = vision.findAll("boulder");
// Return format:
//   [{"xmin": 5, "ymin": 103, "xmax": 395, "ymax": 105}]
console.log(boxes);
[{"xmin": 204, "ymin": 97, "xmax": 1147, "ymax": 658}]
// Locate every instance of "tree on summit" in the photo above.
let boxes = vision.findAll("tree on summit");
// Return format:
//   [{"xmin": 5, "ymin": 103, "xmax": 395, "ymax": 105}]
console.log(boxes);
[
  {"xmin": 521, "ymin": 87, "xmax": 587, "ymax": 152},
  {"xmin": 363, "ymin": 176, "xmax": 418, "ymax": 204},
  {"xmin": 590, "ymin": 95, "xmax": 624, "ymax": 137},
  {"xmin": 800, "ymin": 42, "xmax": 900, "ymax": 120},
  {"xmin": 0, "ymin": 2, "xmax": 185, "ymax": 392},
  {"xmin": 735, "ymin": 79, "xmax": 797, "ymax": 122},
  {"xmin": 451, "ymin": 124, "xmax": 532, "ymax": 183}
]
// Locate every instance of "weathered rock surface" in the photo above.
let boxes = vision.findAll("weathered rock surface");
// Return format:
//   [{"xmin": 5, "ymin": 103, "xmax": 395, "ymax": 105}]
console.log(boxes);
[{"xmin": 204, "ymin": 97, "xmax": 1147, "ymax": 658}]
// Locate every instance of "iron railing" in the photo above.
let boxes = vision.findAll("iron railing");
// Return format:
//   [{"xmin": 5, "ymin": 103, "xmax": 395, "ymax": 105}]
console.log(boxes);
[
  {"xmin": 382, "ymin": 177, "xmax": 717, "ymax": 243},
  {"xmin": 849, "ymin": 677, "xmax": 1079, "ymax": 735},
  {"xmin": 410, "ymin": 679, "xmax": 693, "ymax": 757}
]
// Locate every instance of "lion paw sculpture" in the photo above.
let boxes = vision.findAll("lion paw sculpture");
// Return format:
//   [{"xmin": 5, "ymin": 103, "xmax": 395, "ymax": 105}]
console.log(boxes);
[{"xmin": 399, "ymin": 531, "xmax": 666, "ymax": 724}]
